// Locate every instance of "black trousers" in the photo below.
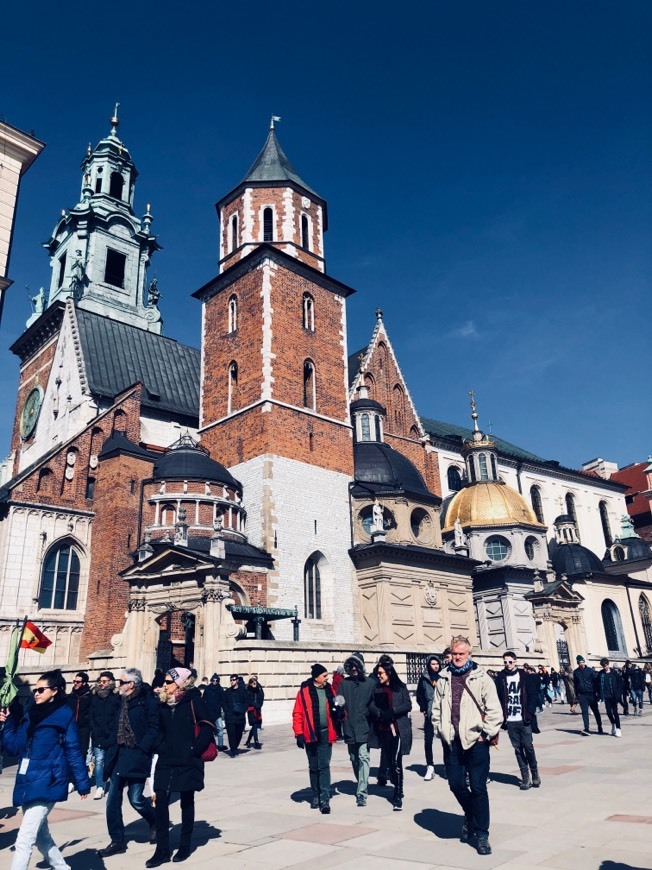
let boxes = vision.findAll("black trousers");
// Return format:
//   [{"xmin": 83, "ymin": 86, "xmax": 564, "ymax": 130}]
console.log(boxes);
[
  {"xmin": 604, "ymin": 698, "xmax": 621, "ymax": 728},
  {"xmin": 225, "ymin": 721, "xmax": 245, "ymax": 753},
  {"xmin": 424, "ymin": 716, "xmax": 435, "ymax": 767},
  {"xmin": 443, "ymin": 737, "xmax": 491, "ymax": 835},
  {"xmin": 378, "ymin": 730, "xmax": 403, "ymax": 799},
  {"xmin": 506, "ymin": 722, "xmax": 538, "ymax": 774},
  {"xmin": 154, "ymin": 789, "xmax": 195, "ymax": 851},
  {"xmin": 578, "ymin": 693, "xmax": 602, "ymax": 731}
]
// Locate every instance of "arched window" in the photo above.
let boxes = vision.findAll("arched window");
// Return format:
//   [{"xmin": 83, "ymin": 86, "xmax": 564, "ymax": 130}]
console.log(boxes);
[
  {"xmin": 361, "ymin": 414, "xmax": 371, "ymax": 441},
  {"xmin": 409, "ymin": 425, "xmax": 420, "ymax": 439},
  {"xmin": 613, "ymin": 546, "xmax": 625, "ymax": 562},
  {"xmin": 228, "ymin": 294, "xmax": 238, "ymax": 333},
  {"xmin": 39, "ymin": 541, "xmax": 81, "ymax": 610},
  {"xmin": 447, "ymin": 466, "xmax": 463, "ymax": 492},
  {"xmin": 160, "ymin": 504, "xmax": 176, "ymax": 525},
  {"xmin": 37, "ymin": 468, "xmax": 54, "ymax": 495},
  {"xmin": 601, "ymin": 599, "xmax": 625, "ymax": 653},
  {"xmin": 303, "ymin": 360, "xmax": 316, "ymax": 410},
  {"xmin": 109, "ymin": 172, "xmax": 124, "ymax": 199},
  {"xmin": 113, "ymin": 409, "xmax": 127, "ymax": 433},
  {"xmin": 479, "ymin": 453, "xmax": 488, "ymax": 481},
  {"xmin": 490, "ymin": 454, "xmax": 497, "ymax": 479},
  {"xmin": 599, "ymin": 501, "xmax": 613, "ymax": 547},
  {"xmin": 364, "ymin": 373, "xmax": 375, "ymax": 399},
  {"xmin": 230, "ymin": 214, "xmax": 238, "ymax": 253},
  {"xmin": 228, "ymin": 361, "xmax": 238, "ymax": 413},
  {"xmin": 566, "ymin": 493, "xmax": 579, "ymax": 538},
  {"xmin": 301, "ymin": 214, "xmax": 310, "ymax": 250},
  {"xmin": 302, "ymin": 293, "xmax": 315, "ymax": 331},
  {"xmin": 263, "ymin": 207, "xmax": 274, "ymax": 242},
  {"xmin": 639, "ymin": 594, "xmax": 652, "ymax": 654},
  {"xmin": 304, "ymin": 554, "xmax": 322, "ymax": 619},
  {"xmin": 530, "ymin": 485, "xmax": 544, "ymax": 523},
  {"xmin": 393, "ymin": 385, "xmax": 404, "ymax": 430}
]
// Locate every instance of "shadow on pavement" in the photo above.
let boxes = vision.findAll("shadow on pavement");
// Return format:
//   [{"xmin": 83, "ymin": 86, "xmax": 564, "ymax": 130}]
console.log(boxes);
[
  {"xmin": 414, "ymin": 807, "xmax": 462, "ymax": 840},
  {"xmin": 487, "ymin": 771, "xmax": 521, "ymax": 787},
  {"xmin": 600, "ymin": 862, "xmax": 649, "ymax": 870},
  {"xmin": 290, "ymin": 787, "xmax": 314, "ymax": 805},
  {"xmin": 185, "ymin": 820, "xmax": 221, "ymax": 848},
  {"xmin": 555, "ymin": 728, "xmax": 586, "ymax": 736},
  {"xmin": 332, "ymin": 779, "xmax": 356, "ymax": 796},
  {"xmin": 67, "ymin": 847, "xmax": 106, "ymax": 869}
]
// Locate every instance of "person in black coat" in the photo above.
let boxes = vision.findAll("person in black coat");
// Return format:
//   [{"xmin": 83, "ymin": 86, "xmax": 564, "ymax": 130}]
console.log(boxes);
[
  {"xmin": 244, "ymin": 676, "xmax": 264, "ymax": 749},
  {"xmin": 67, "ymin": 671, "xmax": 92, "ymax": 758},
  {"xmin": 368, "ymin": 663, "xmax": 412, "ymax": 812},
  {"xmin": 495, "ymin": 651, "xmax": 542, "ymax": 789},
  {"xmin": 598, "ymin": 658, "xmax": 623, "ymax": 736},
  {"xmin": 202, "ymin": 673, "xmax": 225, "ymax": 749},
  {"xmin": 98, "ymin": 668, "xmax": 158, "ymax": 858},
  {"xmin": 573, "ymin": 656, "xmax": 603, "ymax": 735},
  {"xmin": 416, "ymin": 654, "xmax": 441, "ymax": 781},
  {"xmin": 89, "ymin": 671, "xmax": 120, "ymax": 798},
  {"xmin": 146, "ymin": 667, "xmax": 215, "ymax": 867},
  {"xmin": 222, "ymin": 673, "xmax": 249, "ymax": 756}
]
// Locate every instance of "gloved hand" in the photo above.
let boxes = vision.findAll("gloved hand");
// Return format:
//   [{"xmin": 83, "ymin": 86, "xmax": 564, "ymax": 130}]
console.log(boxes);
[
  {"xmin": 379, "ymin": 709, "xmax": 394, "ymax": 724},
  {"xmin": 296, "ymin": 735, "xmax": 305, "ymax": 749}
]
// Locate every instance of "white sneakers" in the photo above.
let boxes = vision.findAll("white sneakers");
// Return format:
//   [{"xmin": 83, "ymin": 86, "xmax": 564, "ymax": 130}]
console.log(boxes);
[
  {"xmin": 94, "ymin": 787, "xmax": 105, "ymax": 800},
  {"xmin": 615, "ymin": 728, "xmax": 622, "ymax": 738},
  {"xmin": 424, "ymin": 765, "xmax": 435, "ymax": 781},
  {"xmin": 68, "ymin": 783, "xmax": 75, "ymax": 794}
]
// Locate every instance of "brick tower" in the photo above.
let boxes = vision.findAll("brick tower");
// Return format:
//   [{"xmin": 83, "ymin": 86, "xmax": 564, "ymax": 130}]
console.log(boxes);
[{"xmin": 196, "ymin": 122, "xmax": 358, "ymax": 642}]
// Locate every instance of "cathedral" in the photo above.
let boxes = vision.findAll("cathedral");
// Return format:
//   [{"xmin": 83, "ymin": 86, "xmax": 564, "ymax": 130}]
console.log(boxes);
[{"xmin": 1, "ymin": 113, "xmax": 650, "ymax": 711}]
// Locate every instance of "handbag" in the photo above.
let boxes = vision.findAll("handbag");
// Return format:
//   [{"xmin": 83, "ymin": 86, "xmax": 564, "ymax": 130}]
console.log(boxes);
[
  {"xmin": 191, "ymin": 701, "xmax": 218, "ymax": 762},
  {"xmin": 462, "ymin": 681, "xmax": 499, "ymax": 747}
]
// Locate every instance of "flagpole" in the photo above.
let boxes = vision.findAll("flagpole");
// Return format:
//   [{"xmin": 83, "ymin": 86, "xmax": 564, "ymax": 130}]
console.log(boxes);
[{"xmin": 10, "ymin": 615, "xmax": 28, "ymax": 680}]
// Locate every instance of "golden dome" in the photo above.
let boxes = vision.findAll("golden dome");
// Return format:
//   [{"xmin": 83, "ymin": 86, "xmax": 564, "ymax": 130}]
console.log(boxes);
[{"xmin": 443, "ymin": 481, "xmax": 545, "ymax": 532}]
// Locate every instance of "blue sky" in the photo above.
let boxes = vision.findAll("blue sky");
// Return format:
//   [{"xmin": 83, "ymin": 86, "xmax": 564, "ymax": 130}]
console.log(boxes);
[{"xmin": 1, "ymin": 2, "xmax": 650, "ymax": 469}]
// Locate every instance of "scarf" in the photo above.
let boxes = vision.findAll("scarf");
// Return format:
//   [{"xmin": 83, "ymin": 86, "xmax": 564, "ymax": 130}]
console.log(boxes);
[
  {"xmin": 448, "ymin": 658, "xmax": 474, "ymax": 677},
  {"xmin": 117, "ymin": 686, "xmax": 140, "ymax": 748},
  {"xmin": 26, "ymin": 692, "xmax": 67, "ymax": 738},
  {"xmin": 166, "ymin": 688, "xmax": 188, "ymax": 707},
  {"xmin": 95, "ymin": 684, "xmax": 114, "ymax": 700}
]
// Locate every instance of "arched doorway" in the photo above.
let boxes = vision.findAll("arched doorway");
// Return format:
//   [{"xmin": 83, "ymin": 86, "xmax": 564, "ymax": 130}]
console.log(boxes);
[
  {"xmin": 554, "ymin": 622, "xmax": 570, "ymax": 669},
  {"xmin": 156, "ymin": 610, "xmax": 196, "ymax": 671}
]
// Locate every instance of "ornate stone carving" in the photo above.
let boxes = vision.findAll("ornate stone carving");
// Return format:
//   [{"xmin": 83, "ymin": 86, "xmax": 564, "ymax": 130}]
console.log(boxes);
[
  {"xmin": 424, "ymin": 581, "xmax": 438, "ymax": 607},
  {"xmin": 202, "ymin": 587, "xmax": 230, "ymax": 603},
  {"xmin": 128, "ymin": 598, "xmax": 147, "ymax": 612}
]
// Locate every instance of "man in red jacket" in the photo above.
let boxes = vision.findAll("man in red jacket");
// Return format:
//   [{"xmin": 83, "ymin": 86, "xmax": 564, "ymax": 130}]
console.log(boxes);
[{"xmin": 292, "ymin": 664, "xmax": 339, "ymax": 814}]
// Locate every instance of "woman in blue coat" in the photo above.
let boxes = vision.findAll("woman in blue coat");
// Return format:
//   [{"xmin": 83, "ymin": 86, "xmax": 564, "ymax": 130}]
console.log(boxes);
[{"xmin": 0, "ymin": 669, "xmax": 90, "ymax": 870}]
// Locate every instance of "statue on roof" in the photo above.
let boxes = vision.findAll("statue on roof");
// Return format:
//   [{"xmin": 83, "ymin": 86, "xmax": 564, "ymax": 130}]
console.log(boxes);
[
  {"xmin": 69, "ymin": 250, "xmax": 86, "ymax": 301},
  {"xmin": 619, "ymin": 514, "xmax": 638, "ymax": 539},
  {"xmin": 147, "ymin": 278, "xmax": 161, "ymax": 308},
  {"xmin": 372, "ymin": 500, "xmax": 384, "ymax": 532}
]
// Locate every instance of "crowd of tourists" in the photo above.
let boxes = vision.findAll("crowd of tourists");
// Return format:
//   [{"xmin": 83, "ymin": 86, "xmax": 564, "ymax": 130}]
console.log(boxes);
[{"xmin": 1, "ymin": 645, "xmax": 650, "ymax": 866}]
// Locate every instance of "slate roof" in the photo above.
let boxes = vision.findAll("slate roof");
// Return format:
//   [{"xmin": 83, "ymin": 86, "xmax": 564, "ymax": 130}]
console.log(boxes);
[
  {"xmin": 242, "ymin": 128, "xmax": 320, "ymax": 198},
  {"xmin": 76, "ymin": 309, "xmax": 200, "ymax": 419},
  {"xmin": 420, "ymin": 416, "xmax": 545, "ymax": 463}
]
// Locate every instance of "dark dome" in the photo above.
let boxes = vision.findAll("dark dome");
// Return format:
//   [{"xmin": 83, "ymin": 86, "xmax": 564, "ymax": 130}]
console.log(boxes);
[
  {"xmin": 350, "ymin": 398, "xmax": 386, "ymax": 415},
  {"xmin": 554, "ymin": 514, "xmax": 573, "ymax": 525},
  {"xmin": 552, "ymin": 542, "xmax": 603, "ymax": 577},
  {"xmin": 153, "ymin": 437, "xmax": 240, "ymax": 490},
  {"xmin": 612, "ymin": 537, "xmax": 652, "ymax": 562},
  {"xmin": 353, "ymin": 441, "xmax": 433, "ymax": 499}
]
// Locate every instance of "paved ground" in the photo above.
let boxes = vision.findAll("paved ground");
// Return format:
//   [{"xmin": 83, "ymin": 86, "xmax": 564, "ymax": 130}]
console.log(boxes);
[{"xmin": 1, "ymin": 702, "xmax": 651, "ymax": 870}]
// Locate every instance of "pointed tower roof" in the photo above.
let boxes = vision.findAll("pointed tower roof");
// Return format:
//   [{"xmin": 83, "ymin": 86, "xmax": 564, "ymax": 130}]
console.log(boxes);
[{"xmin": 241, "ymin": 127, "xmax": 319, "ymax": 197}]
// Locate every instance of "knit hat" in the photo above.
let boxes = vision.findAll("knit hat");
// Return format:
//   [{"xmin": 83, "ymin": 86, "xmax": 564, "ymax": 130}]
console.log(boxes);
[
  {"xmin": 99, "ymin": 671, "xmax": 115, "ymax": 681},
  {"xmin": 167, "ymin": 667, "xmax": 192, "ymax": 686},
  {"xmin": 311, "ymin": 663, "xmax": 328, "ymax": 679},
  {"xmin": 576, "ymin": 655, "xmax": 585, "ymax": 663},
  {"xmin": 344, "ymin": 653, "xmax": 366, "ymax": 675},
  {"xmin": 352, "ymin": 651, "xmax": 365, "ymax": 665}
]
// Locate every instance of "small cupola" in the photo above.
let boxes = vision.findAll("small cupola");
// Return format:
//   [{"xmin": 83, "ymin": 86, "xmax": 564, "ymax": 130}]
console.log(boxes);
[
  {"xmin": 461, "ymin": 392, "xmax": 500, "ymax": 483},
  {"xmin": 350, "ymin": 375, "xmax": 385, "ymax": 444},
  {"xmin": 554, "ymin": 514, "xmax": 580, "ymax": 545}
]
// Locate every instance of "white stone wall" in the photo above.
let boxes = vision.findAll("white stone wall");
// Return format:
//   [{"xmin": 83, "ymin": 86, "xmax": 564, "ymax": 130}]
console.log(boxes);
[
  {"xmin": 230, "ymin": 453, "xmax": 358, "ymax": 644},
  {"xmin": 140, "ymin": 415, "xmax": 197, "ymax": 450}
]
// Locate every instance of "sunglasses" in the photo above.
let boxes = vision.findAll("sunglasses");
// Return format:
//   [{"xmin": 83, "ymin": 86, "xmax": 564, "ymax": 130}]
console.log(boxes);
[
  {"xmin": 118, "ymin": 680, "xmax": 133, "ymax": 686},
  {"xmin": 503, "ymin": 660, "xmax": 515, "ymax": 665},
  {"xmin": 33, "ymin": 686, "xmax": 51, "ymax": 695},
  {"xmin": 163, "ymin": 679, "xmax": 176, "ymax": 685},
  {"xmin": 72, "ymin": 679, "xmax": 83, "ymax": 684},
  {"xmin": 230, "ymin": 678, "xmax": 238, "ymax": 681}
]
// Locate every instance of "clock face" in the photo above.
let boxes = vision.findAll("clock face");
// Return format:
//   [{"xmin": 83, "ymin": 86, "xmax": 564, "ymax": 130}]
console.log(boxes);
[{"xmin": 20, "ymin": 387, "xmax": 43, "ymax": 440}]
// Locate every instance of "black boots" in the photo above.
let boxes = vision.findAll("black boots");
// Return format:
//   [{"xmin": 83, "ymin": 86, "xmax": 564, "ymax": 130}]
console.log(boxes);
[
  {"xmin": 531, "ymin": 768, "xmax": 541, "ymax": 787},
  {"xmin": 145, "ymin": 847, "xmax": 171, "ymax": 868}
]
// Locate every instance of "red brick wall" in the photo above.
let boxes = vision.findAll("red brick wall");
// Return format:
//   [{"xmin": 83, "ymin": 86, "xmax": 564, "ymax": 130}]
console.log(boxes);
[{"xmin": 231, "ymin": 570, "xmax": 267, "ymax": 607}]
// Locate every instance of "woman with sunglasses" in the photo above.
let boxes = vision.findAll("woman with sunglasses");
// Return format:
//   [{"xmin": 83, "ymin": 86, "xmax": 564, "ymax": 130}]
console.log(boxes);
[
  {"xmin": 146, "ymin": 667, "xmax": 215, "ymax": 867},
  {"xmin": 244, "ymin": 676, "xmax": 264, "ymax": 749},
  {"xmin": 368, "ymin": 663, "xmax": 412, "ymax": 811},
  {"xmin": 0, "ymin": 669, "xmax": 90, "ymax": 870}
]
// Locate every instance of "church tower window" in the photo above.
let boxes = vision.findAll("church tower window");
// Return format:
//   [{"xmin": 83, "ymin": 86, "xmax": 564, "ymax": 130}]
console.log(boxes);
[
  {"xmin": 57, "ymin": 253, "xmax": 67, "ymax": 288},
  {"xmin": 230, "ymin": 214, "xmax": 238, "ymax": 253},
  {"xmin": 303, "ymin": 360, "xmax": 316, "ymax": 410},
  {"xmin": 109, "ymin": 172, "xmax": 124, "ymax": 199},
  {"xmin": 447, "ymin": 466, "xmax": 463, "ymax": 492},
  {"xmin": 301, "ymin": 214, "xmax": 310, "ymax": 250},
  {"xmin": 228, "ymin": 294, "xmax": 238, "ymax": 333},
  {"xmin": 302, "ymin": 293, "xmax": 314, "ymax": 331},
  {"xmin": 361, "ymin": 414, "xmax": 371, "ymax": 441},
  {"xmin": 599, "ymin": 501, "xmax": 613, "ymax": 547},
  {"xmin": 479, "ymin": 453, "xmax": 488, "ymax": 480},
  {"xmin": 565, "ymin": 492, "xmax": 579, "ymax": 538},
  {"xmin": 304, "ymin": 554, "xmax": 322, "ymax": 620},
  {"xmin": 39, "ymin": 541, "xmax": 81, "ymax": 610},
  {"xmin": 263, "ymin": 207, "xmax": 274, "ymax": 242},
  {"xmin": 601, "ymin": 599, "xmax": 625, "ymax": 653},
  {"xmin": 104, "ymin": 249, "xmax": 126, "ymax": 288},
  {"xmin": 228, "ymin": 361, "xmax": 238, "ymax": 413},
  {"xmin": 530, "ymin": 485, "xmax": 544, "ymax": 523}
]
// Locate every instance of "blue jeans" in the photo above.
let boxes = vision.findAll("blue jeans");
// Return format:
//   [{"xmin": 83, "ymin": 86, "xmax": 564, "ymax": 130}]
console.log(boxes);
[
  {"xmin": 93, "ymin": 747, "xmax": 105, "ymax": 788},
  {"xmin": 443, "ymin": 737, "xmax": 491, "ymax": 835},
  {"xmin": 215, "ymin": 717, "xmax": 225, "ymax": 749},
  {"xmin": 106, "ymin": 773, "xmax": 155, "ymax": 844},
  {"xmin": 630, "ymin": 689, "xmax": 644, "ymax": 709}
]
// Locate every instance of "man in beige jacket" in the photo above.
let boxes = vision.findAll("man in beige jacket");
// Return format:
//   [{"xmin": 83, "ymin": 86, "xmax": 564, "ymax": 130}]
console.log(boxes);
[{"xmin": 432, "ymin": 636, "xmax": 502, "ymax": 856}]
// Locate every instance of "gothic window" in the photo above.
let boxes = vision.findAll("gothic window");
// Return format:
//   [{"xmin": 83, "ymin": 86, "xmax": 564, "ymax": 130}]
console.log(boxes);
[
  {"xmin": 301, "ymin": 214, "xmax": 310, "ymax": 250},
  {"xmin": 263, "ymin": 207, "xmax": 274, "ymax": 242},
  {"xmin": 479, "ymin": 453, "xmax": 488, "ymax": 481},
  {"xmin": 39, "ymin": 541, "xmax": 81, "ymax": 610},
  {"xmin": 230, "ymin": 214, "xmax": 238, "ymax": 253},
  {"xmin": 303, "ymin": 360, "xmax": 316, "ymax": 410},
  {"xmin": 565, "ymin": 493, "xmax": 579, "ymax": 538},
  {"xmin": 363, "ymin": 373, "xmax": 375, "ymax": 399},
  {"xmin": 599, "ymin": 501, "xmax": 613, "ymax": 547},
  {"xmin": 530, "ymin": 485, "xmax": 544, "ymax": 523},
  {"xmin": 113, "ymin": 409, "xmax": 127, "ymax": 433},
  {"xmin": 602, "ymin": 599, "xmax": 625, "ymax": 653},
  {"xmin": 109, "ymin": 172, "xmax": 124, "ymax": 199},
  {"xmin": 104, "ymin": 249, "xmax": 126, "ymax": 288},
  {"xmin": 228, "ymin": 361, "xmax": 238, "ymax": 413},
  {"xmin": 302, "ymin": 293, "xmax": 315, "ymax": 331},
  {"xmin": 447, "ymin": 466, "xmax": 463, "ymax": 493},
  {"xmin": 639, "ymin": 594, "xmax": 652, "ymax": 654},
  {"xmin": 57, "ymin": 253, "xmax": 67, "ymax": 288},
  {"xmin": 228, "ymin": 295, "xmax": 238, "ymax": 333},
  {"xmin": 378, "ymin": 342, "xmax": 387, "ymax": 371},
  {"xmin": 393, "ymin": 385, "xmax": 404, "ymax": 429},
  {"xmin": 360, "ymin": 414, "xmax": 371, "ymax": 441},
  {"xmin": 37, "ymin": 468, "xmax": 54, "ymax": 495},
  {"xmin": 409, "ymin": 425, "xmax": 420, "ymax": 439},
  {"xmin": 304, "ymin": 554, "xmax": 322, "ymax": 620},
  {"xmin": 85, "ymin": 477, "xmax": 96, "ymax": 499}
]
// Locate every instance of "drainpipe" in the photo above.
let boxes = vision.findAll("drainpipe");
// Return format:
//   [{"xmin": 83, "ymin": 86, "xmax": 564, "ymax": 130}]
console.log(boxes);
[{"xmin": 625, "ymin": 580, "xmax": 643, "ymax": 658}]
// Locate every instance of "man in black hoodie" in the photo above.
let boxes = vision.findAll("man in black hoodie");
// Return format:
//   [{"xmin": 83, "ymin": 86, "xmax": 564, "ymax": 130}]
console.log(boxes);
[
  {"xmin": 416, "ymin": 654, "xmax": 441, "ymax": 781},
  {"xmin": 338, "ymin": 653, "xmax": 375, "ymax": 806},
  {"xmin": 573, "ymin": 655, "xmax": 603, "ymax": 735}
]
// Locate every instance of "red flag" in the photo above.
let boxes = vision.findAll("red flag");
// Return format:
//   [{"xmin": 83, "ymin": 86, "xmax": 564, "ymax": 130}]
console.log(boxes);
[{"xmin": 20, "ymin": 621, "xmax": 52, "ymax": 654}]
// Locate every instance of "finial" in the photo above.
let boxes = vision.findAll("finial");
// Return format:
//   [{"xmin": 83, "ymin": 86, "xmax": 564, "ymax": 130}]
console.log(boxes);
[
  {"xmin": 270, "ymin": 114, "xmax": 281, "ymax": 130},
  {"xmin": 87, "ymin": 142, "xmax": 92, "ymax": 156},
  {"xmin": 375, "ymin": 307, "xmax": 383, "ymax": 321},
  {"xmin": 358, "ymin": 351, "xmax": 365, "ymax": 374},
  {"xmin": 110, "ymin": 102, "xmax": 120, "ymax": 130},
  {"xmin": 469, "ymin": 390, "xmax": 479, "ymax": 432},
  {"xmin": 61, "ymin": 209, "xmax": 66, "ymax": 218},
  {"xmin": 146, "ymin": 203, "xmax": 151, "ymax": 214}
]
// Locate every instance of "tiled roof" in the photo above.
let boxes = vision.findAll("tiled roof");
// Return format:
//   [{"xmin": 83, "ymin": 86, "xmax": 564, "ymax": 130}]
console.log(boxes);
[{"xmin": 76, "ymin": 309, "xmax": 200, "ymax": 419}]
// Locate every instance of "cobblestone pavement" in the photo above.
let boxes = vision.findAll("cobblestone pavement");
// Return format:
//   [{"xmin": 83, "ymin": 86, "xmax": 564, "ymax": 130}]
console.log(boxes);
[{"xmin": 1, "ymin": 702, "xmax": 651, "ymax": 869}]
